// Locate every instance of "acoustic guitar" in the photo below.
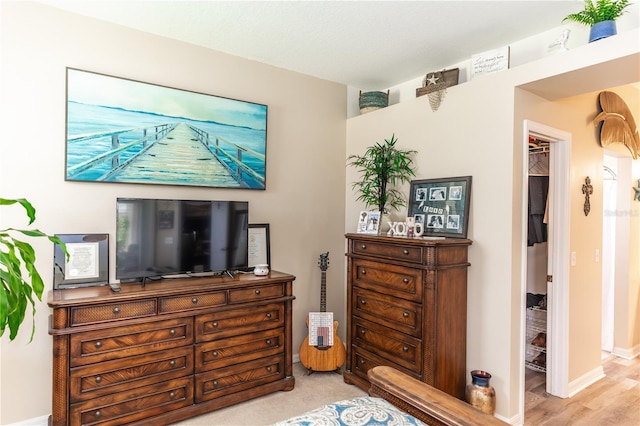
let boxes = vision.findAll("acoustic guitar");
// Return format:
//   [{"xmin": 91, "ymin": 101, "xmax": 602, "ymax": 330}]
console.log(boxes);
[{"xmin": 299, "ymin": 252, "xmax": 346, "ymax": 374}]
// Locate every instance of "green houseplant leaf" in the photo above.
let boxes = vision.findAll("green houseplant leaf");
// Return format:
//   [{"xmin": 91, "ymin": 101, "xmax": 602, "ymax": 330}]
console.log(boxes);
[
  {"xmin": 563, "ymin": 0, "xmax": 632, "ymax": 26},
  {"xmin": 0, "ymin": 198, "xmax": 67, "ymax": 342},
  {"xmin": 347, "ymin": 134, "xmax": 417, "ymax": 215}
]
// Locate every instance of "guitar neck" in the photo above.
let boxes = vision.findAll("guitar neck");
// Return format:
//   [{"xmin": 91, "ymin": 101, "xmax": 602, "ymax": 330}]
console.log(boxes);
[{"xmin": 320, "ymin": 271, "xmax": 326, "ymax": 313}]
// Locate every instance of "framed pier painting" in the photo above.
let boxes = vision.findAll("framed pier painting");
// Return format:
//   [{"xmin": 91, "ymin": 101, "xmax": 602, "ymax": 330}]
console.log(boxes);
[
  {"xmin": 408, "ymin": 176, "xmax": 472, "ymax": 238},
  {"xmin": 65, "ymin": 68, "xmax": 268, "ymax": 189}
]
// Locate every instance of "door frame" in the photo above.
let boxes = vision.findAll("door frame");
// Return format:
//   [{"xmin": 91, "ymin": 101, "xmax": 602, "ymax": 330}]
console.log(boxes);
[{"xmin": 521, "ymin": 120, "xmax": 571, "ymax": 403}]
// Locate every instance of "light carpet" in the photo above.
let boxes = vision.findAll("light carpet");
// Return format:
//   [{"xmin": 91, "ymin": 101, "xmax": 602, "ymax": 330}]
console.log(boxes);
[{"xmin": 171, "ymin": 363, "xmax": 367, "ymax": 425}]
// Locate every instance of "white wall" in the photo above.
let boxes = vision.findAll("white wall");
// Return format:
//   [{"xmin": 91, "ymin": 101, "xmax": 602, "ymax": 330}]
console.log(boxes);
[{"xmin": 0, "ymin": 3, "xmax": 347, "ymax": 424}]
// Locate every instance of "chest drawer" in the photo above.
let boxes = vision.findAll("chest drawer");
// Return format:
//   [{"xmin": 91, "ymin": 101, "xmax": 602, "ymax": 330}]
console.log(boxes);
[
  {"xmin": 352, "ymin": 240, "xmax": 423, "ymax": 263},
  {"xmin": 352, "ymin": 317, "xmax": 422, "ymax": 373},
  {"xmin": 70, "ymin": 318, "xmax": 194, "ymax": 367},
  {"xmin": 159, "ymin": 290, "xmax": 227, "ymax": 313},
  {"xmin": 229, "ymin": 283, "xmax": 284, "ymax": 304},
  {"xmin": 351, "ymin": 346, "xmax": 421, "ymax": 384},
  {"xmin": 70, "ymin": 346, "xmax": 194, "ymax": 403},
  {"xmin": 69, "ymin": 300, "xmax": 157, "ymax": 326},
  {"xmin": 70, "ymin": 377, "xmax": 193, "ymax": 426},
  {"xmin": 352, "ymin": 258, "xmax": 423, "ymax": 301},
  {"xmin": 195, "ymin": 355, "xmax": 284, "ymax": 403},
  {"xmin": 352, "ymin": 287, "xmax": 422, "ymax": 337},
  {"xmin": 196, "ymin": 303, "xmax": 284, "ymax": 342},
  {"xmin": 196, "ymin": 328, "xmax": 284, "ymax": 372}
]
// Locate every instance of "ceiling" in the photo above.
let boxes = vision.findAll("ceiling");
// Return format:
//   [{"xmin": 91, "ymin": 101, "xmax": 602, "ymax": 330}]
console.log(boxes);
[{"xmin": 41, "ymin": 1, "xmax": 584, "ymax": 89}]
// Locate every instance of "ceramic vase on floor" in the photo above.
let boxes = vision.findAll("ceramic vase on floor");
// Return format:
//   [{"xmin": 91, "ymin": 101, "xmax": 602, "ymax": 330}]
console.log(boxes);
[{"xmin": 465, "ymin": 370, "xmax": 496, "ymax": 415}]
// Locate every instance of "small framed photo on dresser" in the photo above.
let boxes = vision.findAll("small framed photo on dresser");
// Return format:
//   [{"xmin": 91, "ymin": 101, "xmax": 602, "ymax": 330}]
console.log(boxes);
[
  {"xmin": 357, "ymin": 211, "xmax": 380, "ymax": 234},
  {"xmin": 53, "ymin": 234, "xmax": 109, "ymax": 289}
]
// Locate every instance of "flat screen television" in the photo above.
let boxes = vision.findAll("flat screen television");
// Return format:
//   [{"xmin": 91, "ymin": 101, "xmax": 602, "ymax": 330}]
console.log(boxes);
[{"xmin": 116, "ymin": 198, "xmax": 249, "ymax": 282}]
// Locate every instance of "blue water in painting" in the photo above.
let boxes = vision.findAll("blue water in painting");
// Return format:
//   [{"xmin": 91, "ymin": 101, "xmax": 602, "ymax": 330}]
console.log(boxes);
[{"xmin": 66, "ymin": 102, "xmax": 267, "ymax": 188}]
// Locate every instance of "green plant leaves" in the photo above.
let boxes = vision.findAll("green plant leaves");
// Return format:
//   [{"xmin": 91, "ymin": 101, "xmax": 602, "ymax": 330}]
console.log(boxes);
[
  {"xmin": 563, "ymin": 0, "xmax": 632, "ymax": 26},
  {"xmin": 0, "ymin": 198, "xmax": 67, "ymax": 342},
  {"xmin": 347, "ymin": 134, "xmax": 417, "ymax": 214}
]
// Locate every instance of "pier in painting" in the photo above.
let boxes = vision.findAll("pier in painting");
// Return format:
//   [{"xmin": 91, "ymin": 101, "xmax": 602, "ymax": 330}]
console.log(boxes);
[{"xmin": 66, "ymin": 122, "xmax": 265, "ymax": 188}]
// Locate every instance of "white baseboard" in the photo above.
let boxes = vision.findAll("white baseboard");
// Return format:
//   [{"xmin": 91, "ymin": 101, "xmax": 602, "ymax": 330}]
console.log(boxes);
[
  {"xmin": 612, "ymin": 344, "xmax": 640, "ymax": 360},
  {"xmin": 567, "ymin": 364, "xmax": 605, "ymax": 398},
  {"xmin": 5, "ymin": 414, "xmax": 48, "ymax": 426}
]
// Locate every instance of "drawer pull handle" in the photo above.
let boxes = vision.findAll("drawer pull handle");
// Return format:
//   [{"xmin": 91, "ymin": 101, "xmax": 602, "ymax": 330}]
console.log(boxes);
[
  {"xmin": 403, "ymin": 278, "xmax": 409, "ymax": 284},
  {"xmin": 192, "ymin": 297, "xmax": 199, "ymax": 304},
  {"xmin": 403, "ymin": 312, "xmax": 409, "ymax": 318},
  {"xmin": 361, "ymin": 244, "xmax": 367, "ymax": 249},
  {"xmin": 266, "ymin": 339, "xmax": 272, "ymax": 345},
  {"xmin": 94, "ymin": 341, "xmax": 102, "ymax": 348},
  {"xmin": 361, "ymin": 269, "xmax": 366, "ymax": 275},
  {"xmin": 170, "ymin": 360, "xmax": 176, "ymax": 367},
  {"xmin": 403, "ymin": 249, "xmax": 409, "ymax": 255},
  {"xmin": 95, "ymin": 376, "xmax": 102, "ymax": 384},
  {"xmin": 360, "ymin": 359, "xmax": 366, "ymax": 365},
  {"xmin": 170, "ymin": 392, "xmax": 176, "ymax": 399},
  {"xmin": 360, "ymin": 329, "xmax": 366, "ymax": 335},
  {"xmin": 213, "ymin": 381, "xmax": 219, "ymax": 387},
  {"xmin": 94, "ymin": 411, "xmax": 102, "ymax": 419},
  {"xmin": 403, "ymin": 346, "xmax": 409, "ymax": 352},
  {"xmin": 113, "ymin": 307, "xmax": 120, "ymax": 314},
  {"xmin": 213, "ymin": 322, "xmax": 219, "ymax": 328},
  {"xmin": 213, "ymin": 351, "xmax": 219, "ymax": 357},
  {"xmin": 169, "ymin": 329, "xmax": 176, "ymax": 336},
  {"xmin": 255, "ymin": 289, "xmax": 261, "ymax": 295},
  {"xmin": 267, "ymin": 366, "xmax": 272, "ymax": 372},
  {"xmin": 266, "ymin": 313, "xmax": 272, "ymax": 319}
]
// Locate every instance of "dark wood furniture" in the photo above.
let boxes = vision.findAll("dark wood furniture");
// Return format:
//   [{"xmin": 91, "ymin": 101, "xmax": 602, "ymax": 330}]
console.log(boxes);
[
  {"xmin": 368, "ymin": 366, "xmax": 508, "ymax": 426},
  {"xmin": 48, "ymin": 271, "xmax": 295, "ymax": 426},
  {"xmin": 344, "ymin": 233, "xmax": 472, "ymax": 399}
]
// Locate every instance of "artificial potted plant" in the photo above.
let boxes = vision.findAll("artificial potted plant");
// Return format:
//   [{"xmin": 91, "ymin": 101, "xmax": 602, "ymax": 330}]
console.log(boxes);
[
  {"xmin": 347, "ymin": 134, "xmax": 417, "ymax": 232},
  {"xmin": 0, "ymin": 198, "xmax": 66, "ymax": 342},
  {"xmin": 563, "ymin": 0, "xmax": 633, "ymax": 42}
]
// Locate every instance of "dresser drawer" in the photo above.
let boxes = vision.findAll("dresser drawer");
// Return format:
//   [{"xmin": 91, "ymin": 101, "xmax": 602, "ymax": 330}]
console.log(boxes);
[
  {"xmin": 351, "ymin": 239, "xmax": 423, "ymax": 264},
  {"xmin": 352, "ymin": 317, "xmax": 422, "ymax": 373},
  {"xmin": 196, "ymin": 303, "xmax": 284, "ymax": 342},
  {"xmin": 70, "ymin": 318, "xmax": 194, "ymax": 367},
  {"xmin": 196, "ymin": 328, "xmax": 284, "ymax": 372},
  {"xmin": 195, "ymin": 355, "xmax": 284, "ymax": 403},
  {"xmin": 352, "ymin": 287, "xmax": 422, "ymax": 337},
  {"xmin": 70, "ymin": 346, "xmax": 194, "ymax": 403},
  {"xmin": 159, "ymin": 290, "xmax": 227, "ymax": 313},
  {"xmin": 228, "ymin": 283, "xmax": 285, "ymax": 304},
  {"xmin": 352, "ymin": 258, "xmax": 423, "ymax": 301},
  {"xmin": 70, "ymin": 377, "xmax": 193, "ymax": 426},
  {"xmin": 351, "ymin": 346, "xmax": 420, "ymax": 383},
  {"xmin": 69, "ymin": 300, "xmax": 157, "ymax": 326}
]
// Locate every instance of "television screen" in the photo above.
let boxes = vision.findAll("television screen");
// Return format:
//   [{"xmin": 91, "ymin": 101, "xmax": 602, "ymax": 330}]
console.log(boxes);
[{"xmin": 116, "ymin": 198, "xmax": 248, "ymax": 281}]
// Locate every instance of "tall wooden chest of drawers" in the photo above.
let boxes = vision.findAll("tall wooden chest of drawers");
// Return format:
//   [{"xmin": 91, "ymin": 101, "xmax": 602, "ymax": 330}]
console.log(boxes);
[
  {"xmin": 343, "ymin": 234, "xmax": 471, "ymax": 399},
  {"xmin": 48, "ymin": 271, "xmax": 295, "ymax": 426}
]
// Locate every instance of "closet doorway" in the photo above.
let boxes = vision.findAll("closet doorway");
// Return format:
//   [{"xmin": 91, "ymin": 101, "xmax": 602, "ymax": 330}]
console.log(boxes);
[{"xmin": 521, "ymin": 120, "xmax": 572, "ymax": 405}]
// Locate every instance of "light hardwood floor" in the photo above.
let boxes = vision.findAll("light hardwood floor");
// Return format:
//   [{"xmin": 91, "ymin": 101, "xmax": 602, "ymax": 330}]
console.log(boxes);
[{"xmin": 524, "ymin": 354, "xmax": 639, "ymax": 425}]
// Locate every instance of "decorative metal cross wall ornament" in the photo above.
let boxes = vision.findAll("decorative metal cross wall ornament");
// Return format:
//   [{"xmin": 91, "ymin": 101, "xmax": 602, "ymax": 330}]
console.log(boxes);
[
  {"xmin": 633, "ymin": 179, "xmax": 640, "ymax": 202},
  {"xmin": 582, "ymin": 176, "xmax": 593, "ymax": 216}
]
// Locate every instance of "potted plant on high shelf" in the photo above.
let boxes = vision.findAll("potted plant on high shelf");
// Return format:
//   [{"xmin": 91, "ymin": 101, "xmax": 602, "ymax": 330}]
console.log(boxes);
[
  {"xmin": 1, "ymin": 197, "xmax": 67, "ymax": 342},
  {"xmin": 562, "ymin": 0, "xmax": 633, "ymax": 42},
  {"xmin": 347, "ymin": 134, "xmax": 417, "ymax": 233}
]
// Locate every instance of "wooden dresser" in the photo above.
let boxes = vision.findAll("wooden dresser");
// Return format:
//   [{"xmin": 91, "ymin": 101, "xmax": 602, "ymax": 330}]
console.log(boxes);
[
  {"xmin": 343, "ymin": 234, "xmax": 471, "ymax": 399},
  {"xmin": 48, "ymin": 271, "xmax": 295, "ymax": 426}
]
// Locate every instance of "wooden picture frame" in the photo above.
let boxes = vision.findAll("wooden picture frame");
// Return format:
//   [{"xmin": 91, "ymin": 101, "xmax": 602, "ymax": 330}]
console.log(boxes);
[
  {"xmin": 53, "ymin": 234, "xmax": 109, "ymax": 289},
  {"xmin": 408, "ymin": 176, "xmax": 472, "ymax": 238},
  {"xmin": 248, "ymin": 224, "xmax": 270, "ymax": 267}
]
